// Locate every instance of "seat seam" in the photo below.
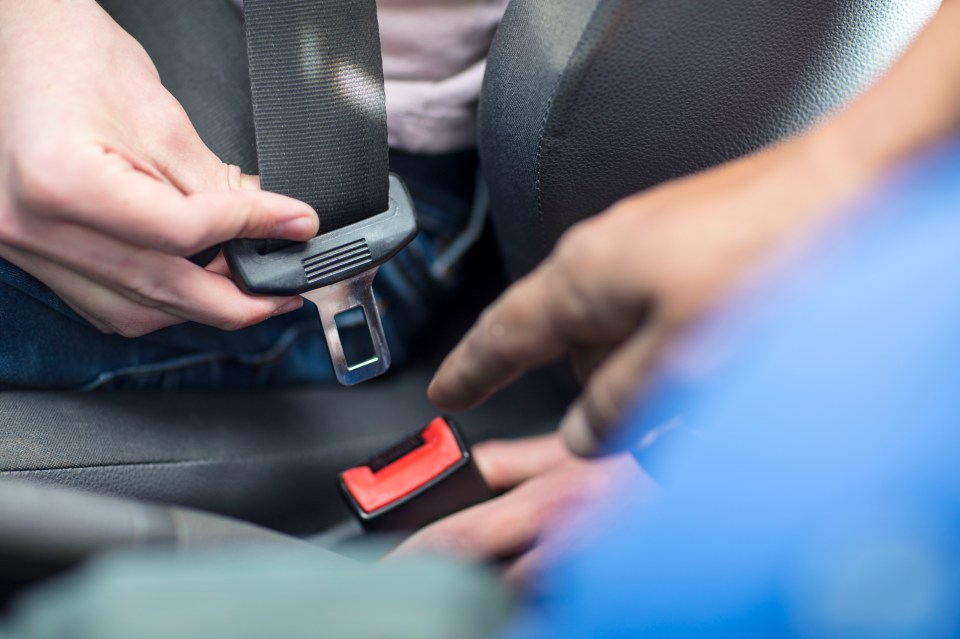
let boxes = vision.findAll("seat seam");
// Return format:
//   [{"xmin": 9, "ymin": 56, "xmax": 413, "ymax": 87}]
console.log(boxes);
[{"xmin": 532, "ymin": 1, "xmax": 606, "ymax": 258}]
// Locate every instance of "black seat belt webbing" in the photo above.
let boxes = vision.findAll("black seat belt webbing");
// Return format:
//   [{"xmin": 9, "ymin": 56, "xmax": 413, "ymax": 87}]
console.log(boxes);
[{"xmin": 243, "ymin": 0, "xmax": 389, "ymax": 229}]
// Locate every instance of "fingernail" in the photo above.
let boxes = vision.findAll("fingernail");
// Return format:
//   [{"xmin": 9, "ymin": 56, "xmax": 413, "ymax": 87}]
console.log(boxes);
[
  {"xmin": 560, "ymin": 408, "xmax": 602, "ymax": 458},
  {"xmin": 427, "ymin": 377, "xmax": 456, "ymax": 410},
  {"xmin": 273, "ymin": 298, "xmax": 303, "ymax": 316},
  {"xmin": 279, "ymin": 216, "xmax": 318, "ymax": 238},
  {"xmin": 426, "ymin": 367, "xmax": 447, "ymax": 403}
]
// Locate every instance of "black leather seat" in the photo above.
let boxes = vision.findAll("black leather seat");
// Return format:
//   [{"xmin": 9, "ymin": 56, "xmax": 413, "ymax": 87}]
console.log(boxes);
[
  {"xmin": 0, "ymin": 0, "xmax": 939, "ymax": 557},
  {"xmin": 0, "ymin": 0, "xmax": 573, "ymax": 538},
  {"xmin": 481, "ymin": 0, "xmax": 938, "ymax": 278}
]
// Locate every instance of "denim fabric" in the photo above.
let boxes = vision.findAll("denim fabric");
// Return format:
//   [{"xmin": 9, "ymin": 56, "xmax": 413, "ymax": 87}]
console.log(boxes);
[{"xmin": 0, "ymin": 151, "xmax": 476, "ymax": 391}]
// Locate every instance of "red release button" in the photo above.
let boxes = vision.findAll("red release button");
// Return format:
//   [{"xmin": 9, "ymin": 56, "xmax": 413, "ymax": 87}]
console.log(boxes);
[{"xmin": 342, "ymin": 417, "xmax": 464, "ymax": 513}]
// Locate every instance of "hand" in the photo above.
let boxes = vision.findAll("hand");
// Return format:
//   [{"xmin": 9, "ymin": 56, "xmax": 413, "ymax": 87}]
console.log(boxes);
[
  {"xmin": 430, "ymin": 0, "xmax": 960, "ymax": 456},
  {"xmin": 388, "ymin": 434, "xmax": 653, "ymax": 586},
  {"xmin": 0, "ymin": 0, "xmax": 319, "ymax": 337},
  {"xmin": 428, "ymin": 139, "xmax": 873, "ymax": 455}
]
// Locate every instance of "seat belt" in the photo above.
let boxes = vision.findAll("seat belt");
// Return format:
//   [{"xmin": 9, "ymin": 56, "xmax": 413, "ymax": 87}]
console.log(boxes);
[{"xmin": 225, "ymin": 0, "xmax": 418, "ymax": 386}]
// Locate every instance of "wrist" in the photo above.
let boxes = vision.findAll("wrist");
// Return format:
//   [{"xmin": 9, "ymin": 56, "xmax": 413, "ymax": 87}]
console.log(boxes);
[{"xmin": 734, "ymin": 131, "xmax": 876, "ymax": 233}]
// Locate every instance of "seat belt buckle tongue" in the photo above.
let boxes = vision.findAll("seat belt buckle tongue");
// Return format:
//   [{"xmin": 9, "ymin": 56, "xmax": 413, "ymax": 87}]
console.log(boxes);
[
  {"xmin": 339, "ymin": 417, "xmax": 493, "ymax": 532},
  {"xmin": 225, "ymin": 175, "xmax": 418, "ymax": 386}
]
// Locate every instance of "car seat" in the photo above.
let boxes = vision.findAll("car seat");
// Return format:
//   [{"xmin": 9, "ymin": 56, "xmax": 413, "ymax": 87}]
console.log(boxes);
[{"xmin": 0, "ymin": 0, "xmax": 938, "ymax": 582}]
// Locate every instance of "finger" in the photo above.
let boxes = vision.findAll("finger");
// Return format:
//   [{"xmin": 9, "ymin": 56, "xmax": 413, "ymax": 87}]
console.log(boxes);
[
  {"xmin": 152, "ymin": 133, "xmax": 247, "ymax": 195},
  {"xmin": 15, "ymin": 221, "xmax": 303, "ymax": 333},
  {"xmin": 503, "ymin": 546, "xmax": 549, "ymax": 590},
  {"xmin": 428, "ymin": 275, "xmax": 565, "ymax": 410},
  {"xmin": 571, "ymin": 343, "xmax": 618, "ymax": 385},
  {"xmin": 389, "ymin": 459, "xmax": 609, "ymax": 563},
  {"xmin": 561, "ymin": 323, "xmax": 674, "ymax": 457},
  {"xmin": 137, "ymin": 92, "xmax": 257, "ymax": 196},
  {"xmin": 388, "ymin": 480, "xmax": 558, "ymax": 563},
  {"xmin": 505, "ymin": 456, "xmax": 657, "ymax": 588},
  {"xmin": 21, "ymin": 144, "xmax": 318, "ymax": 256},
  {"xmin": 428, "ymin": 242, "xmax": 651, "ymax": 411},
  {"xmin": 129, "ymin": 102, "xmax": 276, "ymax": 264},
  {"xmin": 0, "ymin": 245, "xmax": 183, "ymax": 335},
  {"xmin": 204, "ymin": 250, "xmax": 232, "ymax": 277},
  {"xmin": 473, "ymin": 434, "xmax": 570, "ymax": 492},
  {"xmin": 55, "ymin": 274, "xmax": 186, "ymax": 336}
]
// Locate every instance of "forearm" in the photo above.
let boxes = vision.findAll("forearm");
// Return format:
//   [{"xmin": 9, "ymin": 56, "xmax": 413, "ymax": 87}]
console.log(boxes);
[{"xmin": 806, "ymin": 1, "xmax": 960, "ymax": 190}]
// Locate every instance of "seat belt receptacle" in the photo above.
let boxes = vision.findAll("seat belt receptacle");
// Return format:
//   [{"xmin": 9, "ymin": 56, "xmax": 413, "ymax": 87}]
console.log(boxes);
[{"xmin": 339, "ymin": 417, "xmax": 492, "ymax": 532}]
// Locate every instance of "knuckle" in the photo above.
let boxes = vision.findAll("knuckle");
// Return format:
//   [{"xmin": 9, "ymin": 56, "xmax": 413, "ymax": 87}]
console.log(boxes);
[
  {"xmin": 221, "ymin": 163, "xmax": 245, "ymax": 191},
  {"xmin": 557, "ymin": 211, "xmax": 635, "ymax": 283},
  {"xmin": 151, "ymin": 95, "xmax": 197, "ymax": 145},
  {"xmin": 552, "ymin": 225, "xmax": 600, "ymax": 290},
  {"xmin": 228, "ymin": 197, "xmax": 263, "ymax": 238},
  {"xmin": 555, "ymin": 218, "xmax": 597, "ymax": 260},
  {"xmin": 468, "ymin": 322, "xmax": 507, "ymax": 369},
  {"xmin": 551, "ymin": 237, "xmax": 581, "ymax": 278},
  {"xmin": 126, "ymin": 39, "xmax": 162, "ymax": 79},
  {"xmin": 476, "ymin": 288, "xmax": 527, "ymax": 351},
  {"xmin": 546, "ymin": 482, "xmax": 592, "ymax": 516},
  {"xmin": 122, "ymin": 273, "xmax": 170, "ymax": 310},
  {"xmin": 583, "ymin": 378, "xmax": 627, "ymax": 434},
  {"xmin": 548, "ymin": 260, "xmax": 604, "ymax": 338}
]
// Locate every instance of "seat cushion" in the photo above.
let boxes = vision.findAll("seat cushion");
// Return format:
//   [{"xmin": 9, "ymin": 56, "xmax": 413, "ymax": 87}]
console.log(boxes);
[
  {"xmin": 0, "ymin": 344, "xmax": 570, "ymax": 535},
  {"xmin": 0, "ymin": 258, "xmax": 572, "ymax": 535}
]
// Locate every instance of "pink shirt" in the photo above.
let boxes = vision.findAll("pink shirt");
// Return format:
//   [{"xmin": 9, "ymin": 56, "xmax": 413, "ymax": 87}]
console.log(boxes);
[{"xmin": 233, "ymin": 0, "xmax": 509, "ymax": 153}]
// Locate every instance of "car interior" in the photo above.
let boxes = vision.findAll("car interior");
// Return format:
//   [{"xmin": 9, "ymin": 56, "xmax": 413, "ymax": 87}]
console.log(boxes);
[{"xmin": 0, "ymin": 0, "xmax": 939, "ymax": 620}]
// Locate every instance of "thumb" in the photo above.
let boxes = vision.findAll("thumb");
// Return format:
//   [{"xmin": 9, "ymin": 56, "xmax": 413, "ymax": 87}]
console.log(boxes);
[
  {"xmin": 560, "ymin": 323, "xmax": 672, "ymax": 457},
  {"xmin": 141, "ymin": 91, "xmax": 261, "ymax": 196},
  {"xmin": 133, "ymin": 105, "xmax": 319, "ymax": 250}
]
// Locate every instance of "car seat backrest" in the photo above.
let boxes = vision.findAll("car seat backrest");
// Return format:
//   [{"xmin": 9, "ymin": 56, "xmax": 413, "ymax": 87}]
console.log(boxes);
[{"xmin": 480, "ymin": 0, "xmax": 940, "ymax": 279}]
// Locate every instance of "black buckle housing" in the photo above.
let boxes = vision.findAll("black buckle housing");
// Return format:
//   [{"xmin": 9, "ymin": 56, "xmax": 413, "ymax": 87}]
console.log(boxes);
[
  {"xmin": 226, "ymin": 175, "xmax": 418, "ymax": 296},
  {"xmin": 339, "ymin": 418, "xmax": 492, "ymax": 533}
]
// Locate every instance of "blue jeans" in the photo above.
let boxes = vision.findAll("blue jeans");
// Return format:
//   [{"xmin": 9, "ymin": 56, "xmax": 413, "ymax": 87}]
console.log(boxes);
[{"xmin": 0, "ymin": 151, "xmax": 477, "ymax": 391}]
